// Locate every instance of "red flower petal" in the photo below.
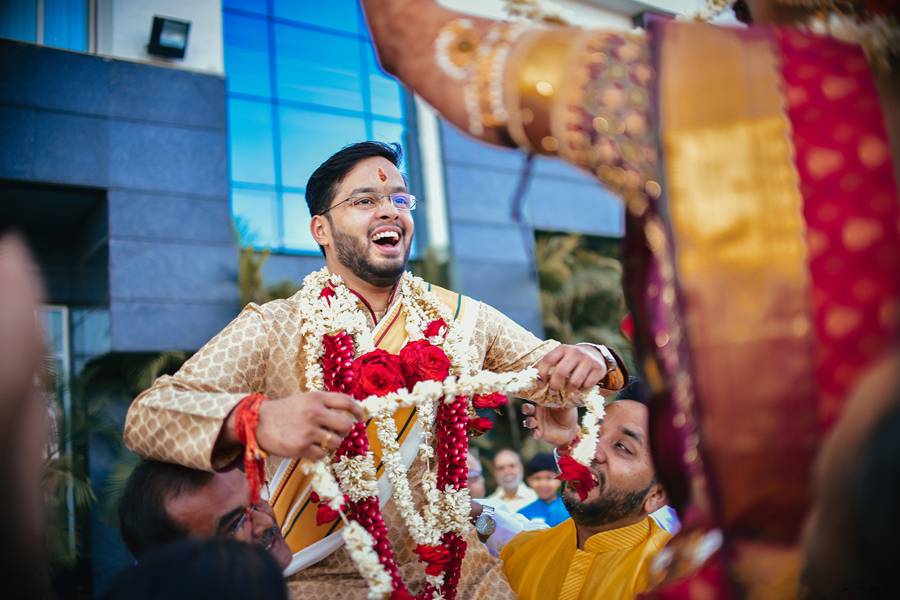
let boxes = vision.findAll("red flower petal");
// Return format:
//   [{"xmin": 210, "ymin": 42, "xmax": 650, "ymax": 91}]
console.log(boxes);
[
  {"xmin": 557, "ymin": 455, "xmax": 596, "ymax": 502},
  {"xmin": 399, "ymin": 339, "xmax": 451, "ymax": 389},
  {"xmin": 315, "ymin": 502, "xmax": 342, "ymax": 526},
  {"xmin": 424, "ymin": 318, "xmax": 448, "ymax": 338},
  {"xmin": 467, "ymin": 416, "xmax": 494, "ymax": 435},
  {"xmin": 319, "ymin": 287, "xmax": 336, "ymax": 304},
  {"xmin": 472, "ymin": 392, "xmax": 508, "ymax": 410},
  {"xmin": 415, "ymin": 543, "xmax": 452, "ymax": 575}
]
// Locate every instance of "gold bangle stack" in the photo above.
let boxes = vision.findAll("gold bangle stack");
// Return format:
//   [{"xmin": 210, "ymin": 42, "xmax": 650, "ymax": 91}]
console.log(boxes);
[{"xmin": 434, "ymin": 19, "xmax": 531, "ymax": 136}]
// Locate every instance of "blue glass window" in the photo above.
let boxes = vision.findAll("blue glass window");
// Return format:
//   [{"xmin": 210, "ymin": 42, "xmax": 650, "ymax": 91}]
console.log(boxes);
[
  {"xmin": 365, "ymin": 44, "xmax": 403, "ymax": 120},
  {"xmin": 0, "ymin": 0, "xmax": 37, "ymax": 43},
  {"xmin": 223, "ymin": 0, "xmax": 267, "ymax": 15},
  {"xmin": 224, "ymin": 1, "xmax": 414, "ymax": 253},
  {"xmin": 223, "ymin": 13, "xmax": 270, "ymax": 97},
  {"xmin": 232, "ymin": 187, "xmax": 279, "ymax": 248},
  {"xmin": 282, "ymin": 192, "xmax": 318, "ymax": 249},
  {"xmin": 43, "ymin": 0, "xmax": 87, "ymax": 52},
  {"xmin": 273, "ymin": 0, "xmax": 360, "ymax": 34},
  {"xmin": 274, "ymin": 26, "xmax": 363, "ymax": 111},
  {"xmin": 371, "ymin": 119, "xmax": 405, "ymax": 148},
  {"xmin": 228, "ymin": 99, "xmax": 276, "ymax": 185},
  {"xmin": 279, "ymin": 106, "xmax": 367, "ymax": 189}
]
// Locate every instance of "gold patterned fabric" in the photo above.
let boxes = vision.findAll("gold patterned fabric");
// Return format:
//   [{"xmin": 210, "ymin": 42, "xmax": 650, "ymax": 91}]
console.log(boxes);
[
  {"xmin": 503, "ymin": 28, "xmax": 661, "ymax": 217},
  {"xmin": 124, "ymin": 289, "xmax": 561, "ymax": 471},
  {"xmin": 124, "ymin": 279, "xmax": 621, "ymax": 597}
]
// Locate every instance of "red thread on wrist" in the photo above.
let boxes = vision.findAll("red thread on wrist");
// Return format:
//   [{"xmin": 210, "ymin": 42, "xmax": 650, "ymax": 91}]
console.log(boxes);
[{"xmin": 234, "ymin": 392, "xmax": 269, "ymax": 512}]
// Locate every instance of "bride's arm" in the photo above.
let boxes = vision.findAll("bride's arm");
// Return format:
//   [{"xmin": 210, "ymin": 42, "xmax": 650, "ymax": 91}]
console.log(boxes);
[
  {"xmin": 362, "ymin": 0, "xmax": 659, "ymax": 205},
  {"xmin": 362, "ymin": 0, "xmax": 516, "ymax": 146}
]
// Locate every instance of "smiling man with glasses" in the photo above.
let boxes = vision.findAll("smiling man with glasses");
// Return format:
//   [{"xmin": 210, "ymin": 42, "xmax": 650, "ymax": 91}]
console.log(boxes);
[
  {"xmin": 118, "ymin": 460, "xmax": 292, "ymax": 569},
  {"xmin": 124, "ymin": 141, "xmax": 628, "ymax": 598}
]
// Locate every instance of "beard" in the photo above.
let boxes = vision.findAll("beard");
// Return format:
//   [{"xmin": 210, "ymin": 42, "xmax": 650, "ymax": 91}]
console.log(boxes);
[
  {"xmin": 562, "ymin": 476, "xmax": 653, "ymax": 527},
  {"xmin": 330, "ymin": 223, "xmax": 410, "ymax": 287}
]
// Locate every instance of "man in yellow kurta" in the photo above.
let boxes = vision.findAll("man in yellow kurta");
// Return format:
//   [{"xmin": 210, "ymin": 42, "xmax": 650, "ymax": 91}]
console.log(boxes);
[
  {"xmin": 124, "ymin": 141, "xmax": 627, "ymax": 599},
  {"xmin": 503, "ymin": 399, "xmax": 671, "ymax": 599}
]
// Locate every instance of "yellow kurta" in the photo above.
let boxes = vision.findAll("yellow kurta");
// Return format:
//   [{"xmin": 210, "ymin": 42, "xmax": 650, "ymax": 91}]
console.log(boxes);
[
  {"xmin": 501, "ymin": 517, "xmax": 672, "ymax": 600},
  {"xmin": 123, "ymin": 278, "xmax": 624, "ymax": 599}
]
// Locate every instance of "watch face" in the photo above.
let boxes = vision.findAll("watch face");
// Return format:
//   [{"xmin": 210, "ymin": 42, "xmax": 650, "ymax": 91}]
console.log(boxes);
[{"xmin": 476, "ymin": 513, "xmax": 496, "ymax": 536}]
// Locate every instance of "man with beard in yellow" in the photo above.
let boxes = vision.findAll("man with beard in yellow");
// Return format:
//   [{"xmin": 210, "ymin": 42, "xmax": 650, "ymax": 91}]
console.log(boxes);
[{"xmin": 492, "ymin": 399, "xmax": 671, "ymax": 599}]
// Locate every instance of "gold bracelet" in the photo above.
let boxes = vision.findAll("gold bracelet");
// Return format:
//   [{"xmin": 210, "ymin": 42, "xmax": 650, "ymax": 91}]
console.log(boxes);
[
  {"xmin": 502, "ymin": 28, "xmax": 578, "ymax": 154},
  {"xmin": 435, "ymin": 18, "xmax": 530, "ymax": 136}
]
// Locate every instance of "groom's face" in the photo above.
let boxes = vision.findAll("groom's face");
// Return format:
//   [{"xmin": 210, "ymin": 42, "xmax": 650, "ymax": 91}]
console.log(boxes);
[{"xmin": 318, "ymin": 156, "xmax": 414, "ymax": 287}]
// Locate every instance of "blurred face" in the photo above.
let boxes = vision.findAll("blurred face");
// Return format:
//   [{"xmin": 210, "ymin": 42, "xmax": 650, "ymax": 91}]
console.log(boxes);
[
  {"xmin": 562, "ymin": 401, "xmax": 664, "ymax": 526},
  {"xmin": 164, "ymin": 468, "xmax": 292, "ymax": 569},
  {"xmin": 802, "ymin": 352, "xmax": 900, "ymax": 594},
  {"xmin": 526, "ymin": 471, "xmax": 561, "ymax": 502},
  {"xmin": 0, "ymin": 234, "xmax": 47, "ymax": 541},
  {"xmin": 312, "ymin": 156, "xmax": 415, "ymax": 287},
  {"xmin": 494, "ymin": 450, "xmax": 524, "ymax": 492},
  {"xmin": 467, "ymin": 453, "xmax": 486, "ymax": 499}
]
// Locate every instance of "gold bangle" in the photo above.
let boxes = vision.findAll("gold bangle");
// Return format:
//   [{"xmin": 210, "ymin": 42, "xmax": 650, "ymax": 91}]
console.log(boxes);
[{"xmin": 503, "ymin": 28, "xmax": 578, "ymax": 155}]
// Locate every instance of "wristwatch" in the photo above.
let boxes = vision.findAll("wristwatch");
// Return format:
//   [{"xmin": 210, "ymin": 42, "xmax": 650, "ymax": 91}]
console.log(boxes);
[
  {"xmin": 475, "ymin": 505, "xmax": 496, "ymax": 540},
  {"xmin": 577, "ymin": 343, "xmax": 623, "ymax": 388}
]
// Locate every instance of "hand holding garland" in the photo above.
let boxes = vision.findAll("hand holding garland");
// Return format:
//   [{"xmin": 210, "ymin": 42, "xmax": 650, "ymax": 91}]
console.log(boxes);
[{"xmin": 219, "ymin": 390, "xmax": 363, "ymax": 461}]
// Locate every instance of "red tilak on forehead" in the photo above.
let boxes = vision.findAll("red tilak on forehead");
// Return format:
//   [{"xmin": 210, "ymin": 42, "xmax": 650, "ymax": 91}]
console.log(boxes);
[{"xmin": 377, "ymin": 167, "xmax": 387, "ymax": 182}]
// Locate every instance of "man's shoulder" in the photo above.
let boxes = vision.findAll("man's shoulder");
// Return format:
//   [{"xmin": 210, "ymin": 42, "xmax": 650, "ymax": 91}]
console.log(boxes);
[
  {"xmin": 502, "ymin": 518, "xmax": 571, "ymax": 562},
  {"xmin": 252, "ymin": 289, "xmax": 306, "ymax": 317},
  {"xmin": 425, "ymin": 283, "xmax": 474, "ymax": 318}
]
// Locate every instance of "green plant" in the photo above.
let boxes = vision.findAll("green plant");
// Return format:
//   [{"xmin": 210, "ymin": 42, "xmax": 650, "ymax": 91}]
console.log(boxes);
[
  {"xmin": 535, "ymin": 232, "xmax": 633, "ymax": 373},
  {"xmin": 43, "ymin": 351, "xmax": 190, "ymax": 572}
]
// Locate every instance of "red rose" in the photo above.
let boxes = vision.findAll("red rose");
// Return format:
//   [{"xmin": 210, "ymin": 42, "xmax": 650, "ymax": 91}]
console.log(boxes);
[
  {"xmin": 467, "ymin": 416, "xmax": 494, "ymax": 435},
  {"xmin": 399, "ymin": 340, "xmax": 451, "ymax": 389},
  {"xmin": 472, "ymin": 392, "xmax": 508, "ymax": 410},
  {"xmin": 353, "ymin": 349, "xmax": 405, "ymax": 399},
  {"xmin": 423, "ymin": 318, "xmax": 448, "ymax": 338},
  {"xmin": 391, "ymin": 590, "xmax": 415, "ymax": 600},
  {"xmin": 556, "ymin": 455, "xmax": 596, "ymax": 502},
  {"xmin": 315, "ymin": 502, "xmax": 341, "ymax": 525},
  {"xmin": 310, "ymin": 492, "xmax": 347, "ymax": 526},
  {"xmin": 415, "ymin": 544, "xmax": 452, "ymax": 576}
]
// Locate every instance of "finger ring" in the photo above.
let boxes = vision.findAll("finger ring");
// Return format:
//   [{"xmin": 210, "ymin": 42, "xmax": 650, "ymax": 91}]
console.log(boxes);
[{"xmin": 322, "ymin": 431, "xmax": 333, "ymax": 450}]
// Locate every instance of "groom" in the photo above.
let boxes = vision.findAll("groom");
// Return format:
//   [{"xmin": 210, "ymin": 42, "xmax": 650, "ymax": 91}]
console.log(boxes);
[{"xmin": 124, "ymin": 141, "xmax": 626, "ymax": 598}]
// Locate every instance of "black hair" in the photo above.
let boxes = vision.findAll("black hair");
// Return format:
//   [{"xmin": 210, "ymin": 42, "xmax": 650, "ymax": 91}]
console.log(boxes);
[
  {"xmin": 305, "ymin": 141, "xmax": 403, "ymax": 255},
  {"xmin": 616, "ymin": 377, "xmax": 651, "ymax": 405},
  {"xmin": 525, "ymin": 452, "xmax": 558, "ymax": 477},
  {"xmin": 841, "ymin": 396, "xmax": 900, "ymax": 596},
  {"xmin": 101, "ymin": 538, "xmax": 288, "ymax": 600},
  {"xmin": 118, "ymin": 460, "xmax": 216, "ymax": 559}
]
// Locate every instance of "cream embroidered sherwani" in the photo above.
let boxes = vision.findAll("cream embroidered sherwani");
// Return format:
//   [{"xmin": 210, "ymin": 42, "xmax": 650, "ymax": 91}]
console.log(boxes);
[{"xmin": 124, "ymin": 280, "xmax": 624, "ymax": 599}]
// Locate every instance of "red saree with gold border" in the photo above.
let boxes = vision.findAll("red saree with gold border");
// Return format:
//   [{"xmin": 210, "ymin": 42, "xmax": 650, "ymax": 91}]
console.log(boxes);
[{"xmin": 633, "ymin": 19, "xmax": 900, "ymax": 598}]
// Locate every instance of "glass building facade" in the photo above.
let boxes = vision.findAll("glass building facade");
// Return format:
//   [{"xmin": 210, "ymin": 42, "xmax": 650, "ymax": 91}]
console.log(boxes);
[
  {"xmin": 0, "ymin": 0, "xmax": 89, "ymax": 52},
  {"xmin": 223, "ymin": 0, "xmax": 410, "ymax": 253}
]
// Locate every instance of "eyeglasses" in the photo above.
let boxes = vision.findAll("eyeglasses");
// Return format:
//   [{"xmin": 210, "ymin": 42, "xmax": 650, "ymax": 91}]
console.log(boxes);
[
  {"xmin": 223, "ymin": 505, "xmax": 259, "ymax": 539},
  {"xmin": 323, "ymin": 192, "xmax": 417, "ymax": 214}
]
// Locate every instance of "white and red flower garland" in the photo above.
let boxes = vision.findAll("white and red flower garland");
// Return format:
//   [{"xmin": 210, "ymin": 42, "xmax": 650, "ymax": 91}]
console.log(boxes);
[{"xmin": 295, "ymin": 267, "xmax": 606, "ymax": 599}]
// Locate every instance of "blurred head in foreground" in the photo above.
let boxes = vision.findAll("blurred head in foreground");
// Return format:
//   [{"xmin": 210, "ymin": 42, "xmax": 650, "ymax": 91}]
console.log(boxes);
[
  {"xmin": 803, "ymin": 350, "xmax": 900, "ymax": 599},
  {"xmin": 0, "ymin": 231, "xmax": 49, "ymax": 599},
  {"xmin": 102, "ymin": 538, "xmax": 289, "ymax": 600}
]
